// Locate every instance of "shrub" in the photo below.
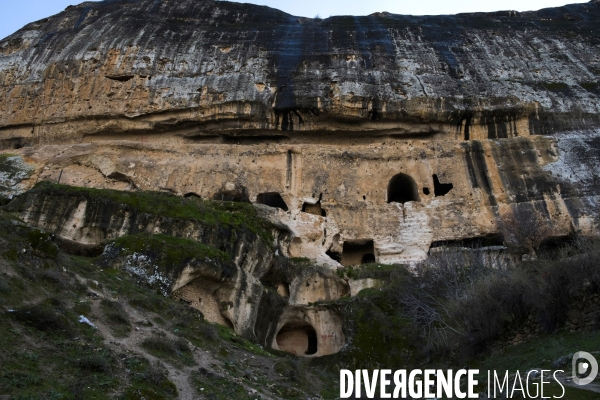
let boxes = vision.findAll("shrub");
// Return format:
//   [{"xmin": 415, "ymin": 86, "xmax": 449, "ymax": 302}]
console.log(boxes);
[
  {"xmin": 0, "ymin": 277, "xmax": 8, "ymax": 292},
  {"xmin": 1, "ymin": 248, "xmax": 18, "ymax": 261},
  {"xmin": 198, "ymin": 324, "xmax": 219, "ymax": 341},
  {"xmin": 12, "ymin": 303, "xmax": 73, "ymax": 336},
  {"xmin": 100, "ymin": 299, "xmax": 130, "ymax": 325},
  {"xmin": 390, "ymin": 237, "xmax": 600, "ymax": 357},
  {"xmin": 173, "ymin": 338, "xmax": 190, "ymax": 353},
  {"xmin": 27, "ymin": 229, "xmax": 59, "ymax": 259},
  {"xmin": 129, "ymin": 296, "xmax": 166, "ymax": 313},
  {"xmin": 38, "ymin": 269, "xmax": 65, "ymax": 287},
  {"xmin": 74, "ymin": 355, "xmax": 112, "ymax": 373},
  {"xmin": 141, "ymin": 364, "xmax": 168, "ymax": 385},
  {"xmin": 142, "ymin": 336, "xmax": 177, "ymax": 356}
]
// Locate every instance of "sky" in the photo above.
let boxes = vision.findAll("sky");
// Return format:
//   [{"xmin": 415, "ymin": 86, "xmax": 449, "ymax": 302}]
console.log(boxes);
[{"xmin": 0, "ymin": 0, "xmax": 590, "ymax": 40}]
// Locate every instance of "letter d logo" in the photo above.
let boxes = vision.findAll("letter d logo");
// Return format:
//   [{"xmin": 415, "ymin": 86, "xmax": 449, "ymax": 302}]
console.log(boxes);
[{"xmin": 573, "ymin": 351, "xmax": 598, "ymax": 386}]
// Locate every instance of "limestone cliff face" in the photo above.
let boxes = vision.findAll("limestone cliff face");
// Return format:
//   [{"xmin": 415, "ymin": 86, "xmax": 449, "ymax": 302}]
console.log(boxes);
[
  {"xmin": 1, "ymin": 0, "xmax": 600, "ymax": 143},
  {"xmin": 1, "ymin": 0, "xmax": 600, "ymax": 265}
]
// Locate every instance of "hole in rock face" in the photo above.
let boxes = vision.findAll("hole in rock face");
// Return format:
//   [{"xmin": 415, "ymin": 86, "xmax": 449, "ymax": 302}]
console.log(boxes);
[
  {"xmin": 276, "ymin": 283, "xmax": 290, "ymax": 297},
  {"xmin": 361, "ymin": 253, "xmax": 376, "ymax": 264},
  {"xmin": 302, "ymin": 201, "xmax": 326, "ymax": 216},
  {"xmin": 211, "ymin": 188, "xmax": 249, "ymax": 202},
  {"xmin": 326, "ymin": 250, "xmax": 341, "ymax": 263},
  {"xmin": 184, "ymin": 192, "xmax": 201, "ymax": 199},
  {"xmin": 387, "ymin": 173, "xmax": 419, "ymax": 204},
  {"xmin": 105, "ymin": 74, "xmax": 134, "ymax": 82},
  {"xmin": 430, "ymin": 233, "xmax": 504, "ymax": 249},
  {"xmin": 341, "ymin": 240, "xmax": 375, "ymax": 266},
  {"xmin": 276, "ymin": 323, "xmax": 318, "ymax": 356},
  {"xmin": 256, "ymin": 192, "xmax": 288, "ymax": 211},
  {"xmin": 423, "ymin": 187, "xmax": 430, "ymax": 195},
  {"xmin": 433, "ymin": 174, "xmax": 453, "ymax": 197}
]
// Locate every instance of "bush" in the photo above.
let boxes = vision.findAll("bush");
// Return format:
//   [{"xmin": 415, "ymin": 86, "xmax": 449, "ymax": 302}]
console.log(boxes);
[
  {"xmin": 12, "ymin": 303, "xmax": 73, "ymax": 336},
  {"xmin": 27, "ymin": 229, "xmax": 59, "ymax": 259},
  {"xmin": 129, "ymin": 296, "xmax": 167, "ymax": 313},
  {"xmin": 74, "ymin": 355, "xmax": 112, "ymax": 373},
  {"xmin": 0, "ymin": 277, "xmax": 8, "ymax": 292},
  {"xmin": 366, "ymin": 238, "xmax": 600, "ymax": 359},
  {"xmin": 174, "ymin": 337, "xmax": 190, "ymax": 353},
  {"xmin": 1, "ymin": 248, "xmax": 18, "ymax": 261},
  {"xmin": 141, "ymin": 364, "xmax": 168, "ymax": 385},
  {"xmin": 142, "ymin": 336, "xmax": 177, "ymax": 356},
  {"xmin": 38, "ymin": 269, "xmax": 65, "ymax": 287},
  {"xmin": 198, "ymin": 324, "xmax": 219, "ymax": 341},
  {"xmin": 100, "ymin": 300, "xmax": 130, "ymax": 325}
]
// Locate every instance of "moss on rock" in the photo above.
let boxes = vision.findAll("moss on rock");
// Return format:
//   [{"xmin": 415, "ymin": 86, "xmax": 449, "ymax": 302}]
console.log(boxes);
[{"xmin": 24, "ymin": 182, "xmax": 273, "ymax": 244}]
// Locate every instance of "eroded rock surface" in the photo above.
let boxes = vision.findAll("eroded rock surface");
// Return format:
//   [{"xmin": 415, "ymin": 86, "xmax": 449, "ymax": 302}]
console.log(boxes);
[
  {"xmin": 1, "ymin": 0, "xmax": 600, "ymax": 142},
  {"xmin": 1, "ymin": 0, "xmax": 600, "ymax": 357},
  {"xmin": 1, "ymin": 0, "xmax": 599, "ymax": 265}
]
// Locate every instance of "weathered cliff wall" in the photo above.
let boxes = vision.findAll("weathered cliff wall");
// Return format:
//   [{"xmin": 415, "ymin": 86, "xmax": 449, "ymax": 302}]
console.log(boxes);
[
  {"xmin": 1, "ymin": 0, "xmax": 600, "ymax": 144},
  {"xmin": 4, "ymin": 183, "xmax": 356, "ymax": 356},
  {"xmin": 1, "ymin": 0, "xmax": 600, "ymax": 263}
]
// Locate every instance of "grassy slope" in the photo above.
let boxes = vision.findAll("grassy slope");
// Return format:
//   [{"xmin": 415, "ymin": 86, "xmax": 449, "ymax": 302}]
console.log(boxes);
[{"xmin": 0, "ymin": 209, "xmax": 337, "ymax": 399}]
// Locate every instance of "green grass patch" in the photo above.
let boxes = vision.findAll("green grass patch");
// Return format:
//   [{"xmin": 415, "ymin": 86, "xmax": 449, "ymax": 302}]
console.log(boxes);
[
  {"xmin": 477, "ymin": 330, "xmax": 600, "ymax": 372},
  {"xmin": 114, "ymin": 233, "xmax": 232, "ymax": 265},
  {"xmin": 26, "ymin": 182, "xmax": 274, "ymax": 244},
  {"xmin": 191, "ymin": 374, "xmax": 255, "ymax": 400},
  {"xmin": 141, "ymin": 335, "xmax": 195, "ymax": 366},
  {"xmin": 214, "ymin": 323, "xmax": 273, "ymax": 357}
]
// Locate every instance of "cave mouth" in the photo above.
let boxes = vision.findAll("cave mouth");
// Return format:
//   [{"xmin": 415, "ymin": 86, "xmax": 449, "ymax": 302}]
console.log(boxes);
[
  {"xmin": 256, "ymin": 192, "xmax": 289, "ymax": 211},
  {"xmin": 276, "ymin": 323, "xmax": 318, "ymax": 356},
  {"xmin": 361, "ymin": 253, "xmax": 376, "ymax": 264},
  {"xmin": 433, "ymin": 174, "xmax": 453, "ymax": 197},
  {"xmin": 341, "ymin": 240, "xmax": 375, "ymax": 266},
  {"xmin": 212, "ymin": 188, "xmax": 249, "ymax": 202},
  {"xmin": 387, "ymin": 173, "xmax": 419, "ymax": 204},
  {"xmin": 302, "ymin": 201, "xmax": 326, "ymax": 217}
]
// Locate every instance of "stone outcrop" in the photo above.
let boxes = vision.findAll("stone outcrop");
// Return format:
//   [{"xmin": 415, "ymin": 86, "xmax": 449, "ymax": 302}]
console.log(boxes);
[
  {"xmin": 4, "ymin": 183, "xmax": 353, "ymax": 356},
  {"xmin": 5, "ymin": 183, "xmax": 276, "ymax": 337}
]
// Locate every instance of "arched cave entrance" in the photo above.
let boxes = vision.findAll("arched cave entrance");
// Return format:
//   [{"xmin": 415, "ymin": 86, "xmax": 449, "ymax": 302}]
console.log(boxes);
[
  {"xmin": 256, "ymin": 192, "xmax": 289, "ymax": 211},
  {"xmin": 387, "ymin": 173, "xmax": 419, "ymax": 204},
  {"xmin": 276, "ymin": 323, "xmax": 318, "ymax": 356},
  {"xmin": 361, "ymin": 253, "xmax": 376, "ymax": 264}
]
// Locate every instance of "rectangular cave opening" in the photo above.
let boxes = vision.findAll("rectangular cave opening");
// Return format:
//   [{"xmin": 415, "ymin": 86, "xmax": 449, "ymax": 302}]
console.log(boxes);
[
  {"xmin": 302, "ymin": 201, "xmax": 326, "ymax": 217},
  {"xmin": 429, "ymin": 233, "xmax": 505, "ymax": 250},
  {"xmin": 341, "ymin": 239, "xmax": 375, "ymax": 266}
]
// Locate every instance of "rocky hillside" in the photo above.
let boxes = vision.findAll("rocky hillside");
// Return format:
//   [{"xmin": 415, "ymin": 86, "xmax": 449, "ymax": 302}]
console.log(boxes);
[
  {"xmin": 0, "ymin": 205, "xmax": 341, "ymax": 399},
  {"xmin": 2, "ymin": 184, "xmax": 600, "ymax": 399},
  {"xmin": 1, "ymin": 2, "xmax": 600, "ymax": 395}
]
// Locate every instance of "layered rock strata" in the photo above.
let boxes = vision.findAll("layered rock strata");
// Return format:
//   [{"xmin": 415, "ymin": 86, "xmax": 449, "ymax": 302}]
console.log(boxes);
[{"xmin": 1, "ymin": 0, "xmax": 600, "ymax": 357}]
